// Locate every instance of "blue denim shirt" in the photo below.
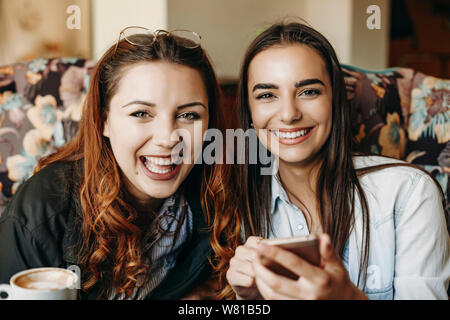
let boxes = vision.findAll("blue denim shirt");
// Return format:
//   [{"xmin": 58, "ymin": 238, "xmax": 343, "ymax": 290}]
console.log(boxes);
[{"xmin": 270, "ymin": 156, "xmax": 450, "ymax": 299}]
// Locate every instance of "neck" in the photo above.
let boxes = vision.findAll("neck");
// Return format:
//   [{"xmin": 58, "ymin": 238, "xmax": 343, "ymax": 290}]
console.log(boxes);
[
  {"xmin": 122, "ymin": 179, "xmax": 165, "ymax": 214},
  {"xmin": 277, "ymin": 157, "xmax": 323, "ymax": 234},
  {"xmin": 134, "ymin": 197, "xmax": 165, "ymax": 214},
  {"xmin": 277, "ymin": 157, "xmax": 321, "ymax": 195}
]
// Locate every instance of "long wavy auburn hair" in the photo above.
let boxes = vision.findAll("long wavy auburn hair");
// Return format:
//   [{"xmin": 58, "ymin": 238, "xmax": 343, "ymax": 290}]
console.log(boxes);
[
  {"xmin": 211, "ymin": 21, "xmax": 446, "ymax": 299},
  {"xmin": 35, "ymin": 33, "xmax": 228, "ymax": 299}
]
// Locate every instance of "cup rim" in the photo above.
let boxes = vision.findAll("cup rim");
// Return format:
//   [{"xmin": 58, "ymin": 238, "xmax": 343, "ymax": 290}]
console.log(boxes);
[{"xmin": 10, "ymin": 267, "xmax": 78, "ymax": 292}]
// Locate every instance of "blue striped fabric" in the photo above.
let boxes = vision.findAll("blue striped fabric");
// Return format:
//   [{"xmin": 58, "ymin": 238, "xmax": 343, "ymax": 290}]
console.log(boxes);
[{"xmin": 110, "ymin": 191, "xmax": 193, "ymax": 300}]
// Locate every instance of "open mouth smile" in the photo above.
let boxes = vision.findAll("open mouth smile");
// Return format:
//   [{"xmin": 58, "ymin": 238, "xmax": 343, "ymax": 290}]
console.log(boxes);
[
  {"xmin": 270, "ymin": 127, "xmax": 314, "ymax": 145},
  {"xmin": 139, "ymin": 154, "xmax": 183, "ymax": 180}
]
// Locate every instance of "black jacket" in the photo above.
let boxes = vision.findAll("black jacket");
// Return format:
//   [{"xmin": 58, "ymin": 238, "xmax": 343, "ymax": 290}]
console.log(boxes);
[{"xmin": 0, "ymin": 161, "xmax": 212, "ymax": 299}]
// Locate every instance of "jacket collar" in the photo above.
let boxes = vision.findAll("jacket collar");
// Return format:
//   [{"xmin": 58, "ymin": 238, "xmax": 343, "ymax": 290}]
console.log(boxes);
[{"xmin": 61, "ymin": 163, "xmax": 212, "ymax": 299}]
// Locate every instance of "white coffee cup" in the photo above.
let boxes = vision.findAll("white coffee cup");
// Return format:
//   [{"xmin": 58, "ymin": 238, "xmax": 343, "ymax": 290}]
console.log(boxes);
[{"xmin": 0, "ymin": 267, "xmax": 78, "ymax": 300}]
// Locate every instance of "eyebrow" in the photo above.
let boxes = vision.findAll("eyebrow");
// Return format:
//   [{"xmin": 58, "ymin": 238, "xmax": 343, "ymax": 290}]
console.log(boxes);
[
  {"xmin": 295, "ymin": 78, "xmax": 325, "ymax": 88},
  {"xmin": 252, "ymin": 83, "xmax": 278, "ymax": 92},
  {"xmin": 121, "ymin": 100, "xmax": 207, "ymax": 109},
  {"xmin": 252, "ymin": 78, "xmax": 325, "ymax": 92}
]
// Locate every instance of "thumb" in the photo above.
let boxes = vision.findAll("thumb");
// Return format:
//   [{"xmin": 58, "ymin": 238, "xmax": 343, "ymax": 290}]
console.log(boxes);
[{"xmin": 319, "ymin": 233, "xmax": 340, "ymax": 266}]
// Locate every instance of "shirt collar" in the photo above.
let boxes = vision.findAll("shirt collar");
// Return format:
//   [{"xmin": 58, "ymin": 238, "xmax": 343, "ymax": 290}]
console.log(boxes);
[{"xmin": 158, "ymin": 188, "xmax": 187, "ymax": 217}]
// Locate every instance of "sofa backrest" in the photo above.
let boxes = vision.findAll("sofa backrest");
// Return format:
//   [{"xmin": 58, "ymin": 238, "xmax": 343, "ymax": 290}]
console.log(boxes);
[
  {"xmin": 342, "ymin": 65, "xmax": 449, "ymax": 227},
  {"xmin": 0, "ymin": 58, "xmax": 448, "ymax": 223},
  {"xmin": 0, "ymin": 58, "xmax": 94, "ymax": 214}
]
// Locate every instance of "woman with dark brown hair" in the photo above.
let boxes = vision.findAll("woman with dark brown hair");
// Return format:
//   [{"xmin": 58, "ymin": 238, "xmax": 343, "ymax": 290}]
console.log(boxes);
[
  {"xmin": 213, "ymin": 21, "xmax": 449, "ymax": 300},
  {"xmin": 0, "ymin": 28, "xmax": 226, "ymax": 299}
]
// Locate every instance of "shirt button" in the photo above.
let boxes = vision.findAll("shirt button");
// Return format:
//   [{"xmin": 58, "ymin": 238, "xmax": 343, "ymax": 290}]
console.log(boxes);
[{"xmin": 297, "ymin": 224, "xmax": 304, "ymax": 231}]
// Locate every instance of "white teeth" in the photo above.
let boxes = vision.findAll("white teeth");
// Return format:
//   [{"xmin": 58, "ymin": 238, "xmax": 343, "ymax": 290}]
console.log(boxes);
[
  {"xmin": 144, "ymin": 156, "xmax": 173, "ymax": 166},
  {"xmin": 272, "ymin": 129, "xmax": 310, "ymax": 139},
  {"xmin": 144, "ymin": 161, "xmax": 174, "ymax": 174},
  {"xmin": 142, "ymin": 156, "xmax": 180, "ymax": 174}
]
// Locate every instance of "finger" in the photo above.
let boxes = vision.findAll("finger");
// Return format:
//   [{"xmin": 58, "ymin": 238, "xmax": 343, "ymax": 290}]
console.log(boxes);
[
  {"xmin": 245, "ymin": 236, "xmax": 264, "ymax": 249},
  {"xmin": 256, "ymin": 243, "xmax": 324, "ymax": 282},
  {"xmin": 318, "ymin": 234, "xmax": 341, "ymax": 266},
  {"xmin": 255, "ymin": 277, "xmax": 296, "ymax": 300},
  {"xmin": 235, "ymin": 245, "xmax": 259, "ymax": 263},
  {"xmin": 253, "ymin": 261, "xmax": 303, "ymax": 300},
  {"xmin": 226, "ymin": 268, "xmax": 255, "ymax": 288},
  {"xmin": 229, "ymin": 256, "xmax": 255, "ymax": 277}
]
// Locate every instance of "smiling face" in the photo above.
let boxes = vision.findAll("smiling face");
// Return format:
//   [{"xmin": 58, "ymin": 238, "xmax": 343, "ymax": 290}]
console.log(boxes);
[
  {"xmin": 103, "ymin": 61, "xmax": 209, "ymax": 204},
  {"xmin": 247, "ymin": 44, "xmax": 333, "ymax": 169}
]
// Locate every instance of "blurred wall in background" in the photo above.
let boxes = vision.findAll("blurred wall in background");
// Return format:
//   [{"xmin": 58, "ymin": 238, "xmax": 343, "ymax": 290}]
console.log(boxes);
[
  {"xmin": 1, "ymin": 0, "xmax": 448, "ymax": 80},
  {"xmin": 92, "ymin": 0, "xmax": 167, "ymax": 60},
  {"xmin": 0, "ymin": 0, "xmax": 90, "ymax": 65},
  {"xmin": 168, "ymin": 0, "xmax": 390, "ymax": 80}
]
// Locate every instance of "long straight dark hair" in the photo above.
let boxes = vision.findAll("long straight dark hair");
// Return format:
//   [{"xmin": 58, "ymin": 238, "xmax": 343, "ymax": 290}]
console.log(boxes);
[
  {"xmin": 240, "ymin": 21, "xmax": 370, "ymax": 282},
  {"xmin": 209, "ymin": 21, "xmax": 371, "ymax": 299},
  {"xmin": 211, "ymin": 21, "xmax": 445, "ymax": 299}
]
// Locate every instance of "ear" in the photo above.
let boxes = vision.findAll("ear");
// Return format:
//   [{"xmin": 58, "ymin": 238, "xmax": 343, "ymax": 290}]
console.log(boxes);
[{"xmin": 103, "ymin": 118, "xmax": 110, "ymax": 138}]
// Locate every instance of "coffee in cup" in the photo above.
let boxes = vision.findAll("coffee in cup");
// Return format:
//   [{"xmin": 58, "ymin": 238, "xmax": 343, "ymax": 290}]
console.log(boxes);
[{"xmin": 0, "ymin": 267, "xmax": 78, "ymax": 300}]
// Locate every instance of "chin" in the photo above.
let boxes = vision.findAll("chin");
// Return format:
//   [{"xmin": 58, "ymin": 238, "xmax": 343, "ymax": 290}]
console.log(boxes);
[
  {"xmin": 138, "ymin": 180, "xmax": 180, "ymax": 200},
  {"xmin": 146, "ymin": 188, "xmax": 179, "ymax": 200},
  {"xmin": 277, "ymin": 148, "xmax": 307, "ymax": 160},
  {"xmin": 277, "ymin": 151, "xmax": 316, "ymax": 166}
]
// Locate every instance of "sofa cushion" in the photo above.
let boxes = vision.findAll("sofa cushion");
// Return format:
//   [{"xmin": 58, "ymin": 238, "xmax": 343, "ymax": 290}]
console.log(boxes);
[
  {"xmin": 0, "ymin": 60, "xmax": 448, "ymax": 224},
  {"xmin": 343, "ymin": 65, "xmax": 449, "ymax": 227},
  {"xmin": 0, "ymin": 58, "xmax": 94, "ymax": 214},
  {"xmin": 406, "ymin": 73, "xmax": 449, "ymax": 223},
  {"xmin": 342, "ymin": 65, "xmax": 415, "ymax": 158},
  {"xmin": 406, "ymin": 73, "xmax": 449, "ymax": 162}
]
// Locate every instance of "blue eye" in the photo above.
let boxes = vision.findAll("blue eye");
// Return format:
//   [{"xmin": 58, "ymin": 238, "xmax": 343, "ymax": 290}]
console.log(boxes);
[{"xmin": 178, "ymin": 112, "xmax": 200, "ymax": 121}]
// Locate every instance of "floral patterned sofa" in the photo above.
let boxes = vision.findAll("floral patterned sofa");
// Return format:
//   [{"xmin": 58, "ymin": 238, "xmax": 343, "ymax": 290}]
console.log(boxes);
[
  {"xmin": 0, "ymin": 58, "xmax": 94, "ymax": 213},
  {"xmin": 0, "ymin": 58, "xmax": 449, "ymax": 228},
  {"xmin": 342, "ymin": 65, "xmax": 449, "ymax": 229}
]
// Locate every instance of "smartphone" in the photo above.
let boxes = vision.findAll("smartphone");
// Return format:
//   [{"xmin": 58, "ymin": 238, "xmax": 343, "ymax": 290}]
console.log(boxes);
[{"xmin": 260, "ymin": 235, "xmax": 320, "ymax": 280}]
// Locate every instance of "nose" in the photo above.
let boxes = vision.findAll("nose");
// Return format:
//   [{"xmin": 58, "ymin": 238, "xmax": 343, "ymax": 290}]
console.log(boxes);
[
  {"xmin": 280, "ymin": 96, "xmax": 301, "ymax": 124},
  {"xmin": 152, "ymin": 116, "xmax": 181, "ymax": 149}
]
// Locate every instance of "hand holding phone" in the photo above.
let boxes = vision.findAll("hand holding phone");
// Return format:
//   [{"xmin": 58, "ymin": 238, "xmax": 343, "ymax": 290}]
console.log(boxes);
[{"xmin": 259, "ymin": 235, "xmax": 320, "ymax": 280}]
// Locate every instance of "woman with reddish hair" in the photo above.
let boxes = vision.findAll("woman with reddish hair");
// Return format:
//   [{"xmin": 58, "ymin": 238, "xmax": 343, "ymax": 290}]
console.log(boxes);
[{"xmin": 0, "ymin": 28, "xmax": 226, "ymax": 299}]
